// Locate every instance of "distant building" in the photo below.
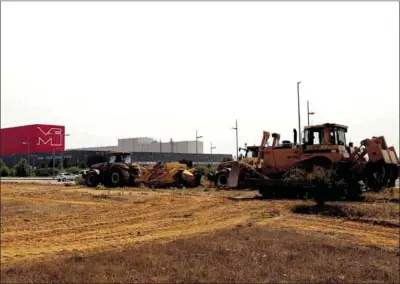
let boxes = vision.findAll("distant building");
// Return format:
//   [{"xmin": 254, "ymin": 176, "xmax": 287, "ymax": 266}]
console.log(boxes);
[
  {"xmin": 74, "ymin": 137, "xmax": 204, "ymax": 154},
  {"xmin": 117, "ymin": 137, "xmax": 203, "ymax": 154},
  {"xmin": 0, "ymin": 125, "xmax": 225, "ymax": 168},
  {"xmin": 0, "ymin": 124, "xmax": 66, "ymax": 155}
]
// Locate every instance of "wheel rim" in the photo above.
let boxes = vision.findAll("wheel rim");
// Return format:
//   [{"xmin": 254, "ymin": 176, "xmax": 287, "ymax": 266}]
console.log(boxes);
[{"xmin": 111, "ymin": 172, "xmax": 120, "ymax": 184}]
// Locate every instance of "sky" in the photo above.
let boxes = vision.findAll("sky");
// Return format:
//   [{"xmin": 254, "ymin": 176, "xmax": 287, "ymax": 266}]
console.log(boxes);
[{"xmin": 1, "ymin": 1, "xmax": 399, "ymax": 155}]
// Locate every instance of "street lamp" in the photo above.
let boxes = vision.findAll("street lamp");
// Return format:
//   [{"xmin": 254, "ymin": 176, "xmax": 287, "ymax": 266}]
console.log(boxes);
[
  {"xmin": 297, "ymin": 82, "xmax": 302, "ymax": 144},
  {"xmin": 231, "ymin": 119, "xmax": 239, "ymax": 160},
  {"xmin": 22, "ymin": 141, "xmax": 30, "ymax": 175},
  {"xmin": 61, "ymin": 134, "xmax": 70, "ymax": 170},
  {"xmin": 307, "ymin": 100, "xmax": 315, "ymax": 126},
  {"xmin": 210, "ymin": 142, "xmax": 216, "ymax": 166},
  {"xmin": 196, "ymin": 130, "xmax": 203, "ymax": 154}
]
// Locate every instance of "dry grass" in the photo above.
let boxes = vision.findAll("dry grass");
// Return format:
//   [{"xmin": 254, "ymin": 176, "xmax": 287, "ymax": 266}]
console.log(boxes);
[
  {"xmin": 1, "ymin": 182, "xmax": 399, "ymax": 283},
  {"xmin": 292, "ymin": 188, "xmax": 400, "ymax": 227},
  {"xmin": 1, "ymin": 224, "xmax": 398, "ymax": 283}
]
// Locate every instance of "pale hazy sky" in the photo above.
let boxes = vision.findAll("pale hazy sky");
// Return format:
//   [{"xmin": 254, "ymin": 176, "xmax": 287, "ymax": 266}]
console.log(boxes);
[{"xmin": 1, "ymin": 1, "xmax": 399, "ymax": 155}]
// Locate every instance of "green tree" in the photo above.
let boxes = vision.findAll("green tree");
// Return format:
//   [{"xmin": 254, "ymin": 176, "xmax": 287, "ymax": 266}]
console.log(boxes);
[
  {"xmin": 78, "ymin": 161, "xmax": 87, "ymax": 169},
  {"xmin": 66, "ymin": 167, "xmax": 81, "ymax": 174},
  {"xmin": 0, "ymin": 158, "xmax": 10, "ymax": 176},
  {"xmin": 15, "ymin": 158, "xmax": 29, "ymax": 177}
]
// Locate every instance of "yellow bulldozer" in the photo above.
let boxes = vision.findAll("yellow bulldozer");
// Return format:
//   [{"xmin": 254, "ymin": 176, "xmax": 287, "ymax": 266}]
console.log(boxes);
[{"xmin": 210, "ymin": 122, "xmax": 399, "ymax": 201}]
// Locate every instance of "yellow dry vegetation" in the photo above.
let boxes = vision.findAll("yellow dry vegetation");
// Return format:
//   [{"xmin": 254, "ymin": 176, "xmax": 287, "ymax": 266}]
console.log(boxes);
[{"xmin": 1, "ymin": 182, "xmax": 399, "ymax": 270}]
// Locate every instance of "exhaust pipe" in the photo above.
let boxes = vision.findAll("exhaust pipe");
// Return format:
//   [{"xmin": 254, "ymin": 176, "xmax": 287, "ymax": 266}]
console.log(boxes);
[{"xmin": 293, "ymin": 129, "xmax": 297, "ymax": 145}]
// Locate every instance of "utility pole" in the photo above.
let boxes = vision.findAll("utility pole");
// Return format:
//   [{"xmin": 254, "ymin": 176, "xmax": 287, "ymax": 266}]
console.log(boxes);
[
  {"xmin": 297, "ymin": 82, "xmax": 302, "ymax": 144},
  {"xmin": 307, "ymin": 100, "xmax": 315, "ymax": 126},
  {"xmin": 159, "ymin": 139, "xmax": 162, "ymax": 153},
  {"xmin": 61, "ymin": 133, "xmax": 70, "ymax": 170},
  {"xmin": 231, "ymin": 119, "xmax": 238, "ymax": 160},
  {"xmin": 22, "ymin": 141, "xmax": 30, "ymax": 176},
  {"xmin": 196, "ymin": 130, "xmax": 203, "ymax": 155},
  {"xmin": 210, "ymin": 142, "xmax": 216, "ymax": 166},
  {"xmin": 53, "ymin": 146, "xmax": 55, "ymax": 177}
]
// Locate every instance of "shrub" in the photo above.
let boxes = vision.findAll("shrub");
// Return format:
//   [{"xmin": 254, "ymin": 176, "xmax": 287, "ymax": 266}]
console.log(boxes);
[
  {"xmin": 15, "ymin": 158, "xmax": 29, "ymax": 177},
  {"xmin": 75, "ymin": 176, "xmax": 86, "ymax": 185},
  {"xmin": 78, "ymin": 161, "xmax": 87, "ymax": 169},
  {"xmin": 35, "ymin": 168, "xmax": 59, "ymax": 177},
  {"xmin": 0, "ymin": 158, "xmax": 10, "ymax": 177},
  {"xmin": 198, "ymin": 166, "xmax": 216, "ymax": 177},
  {"xmin": 66, "ymin": 167, "xmax": 81, "ymax": 174},
  {"xmin": 1, "ymin": 166, "xmax": 10, "ymax": 177},
  {"xmin": 9, "ymin": 168, "xmax": 16, "ymax": 177}
]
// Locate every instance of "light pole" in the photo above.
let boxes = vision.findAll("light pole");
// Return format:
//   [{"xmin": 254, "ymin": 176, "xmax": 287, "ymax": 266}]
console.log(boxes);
[
  {"xmin": 22, "ymin": 141, "xmax": 30, "ymax": 175},
  {"xmin": 297, "ymin": 82, "xmax": 302, "ymax": 144},
  {"xmin": 210, "ymin": 142, "xmax": 216, "ymax": 166},
  {"xmin": 231, "ymin": 119, "xmax": 238, "ymax": 160},
  {"xmin": 196, "ymin": 130, "xmax": 203, "ymax": 154},
  {"xmin": 61, "ymin": 134, "xmax": 70, "ymax": 170},
  {"xmin": 12, "ymin": 153, "xmax": 15, "ymax": 168},
  {"xmin": 53, "ymin": 146, "xmax": 56, "ymax": 177},
  {"xmin": 307, "ymin": 100, "xmax": 315, "ymax": 126}
]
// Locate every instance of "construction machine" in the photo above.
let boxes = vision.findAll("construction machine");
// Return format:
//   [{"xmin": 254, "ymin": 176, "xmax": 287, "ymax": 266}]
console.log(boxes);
[
  {"xmin": 210, "ymin": 123, "xmax": 399, "ymax": 201},
  {"xmin": 136, "ymin": 161, "xmax": 202, "ymax": 188},
  {"xmin": 82, "ymin": 152, "xmax": 202, "ymax": 188}
]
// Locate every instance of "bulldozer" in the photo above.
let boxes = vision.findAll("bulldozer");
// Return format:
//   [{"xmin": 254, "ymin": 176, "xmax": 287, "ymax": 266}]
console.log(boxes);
[
  {"xmin": 210, "ymin": 123, "xmax": 399, "ymax": 201},
  {"xmin": 82, "ymin": 152, "xmax": 202, "ymax": 188}
]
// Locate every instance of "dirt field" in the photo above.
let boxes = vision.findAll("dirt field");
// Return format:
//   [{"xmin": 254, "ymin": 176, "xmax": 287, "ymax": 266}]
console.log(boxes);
[{"xmin": 1, "ymin": 182, "xmax": 399, "ymax": 283}]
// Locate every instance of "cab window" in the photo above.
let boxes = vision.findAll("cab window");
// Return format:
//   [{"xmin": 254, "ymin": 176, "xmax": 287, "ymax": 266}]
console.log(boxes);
[
  {"xmin": 245, "ymin": 149, "xmax": 258, "ymax": 158},
  {"xmin": 304, "ymin": 129, "xmax": 324, "ymax": 145},
  {"xmin": 123, "ymin": 155, "xmax": 132, "ymax": 164},
  {"xmin": 336, "ymin": 129, "xmax": 346, "ymax": 145}
]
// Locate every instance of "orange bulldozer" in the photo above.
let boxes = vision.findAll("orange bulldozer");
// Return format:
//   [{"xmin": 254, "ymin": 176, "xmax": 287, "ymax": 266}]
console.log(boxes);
[{"xmin": 210, "ymin": 123, "xmax": 399, "ymax": 201}]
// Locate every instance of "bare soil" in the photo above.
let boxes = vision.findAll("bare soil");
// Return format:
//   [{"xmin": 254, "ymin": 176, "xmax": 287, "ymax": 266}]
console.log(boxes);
[{"xmin": 1, "ymin": 182, "xmax": 399, "ymax": 283}]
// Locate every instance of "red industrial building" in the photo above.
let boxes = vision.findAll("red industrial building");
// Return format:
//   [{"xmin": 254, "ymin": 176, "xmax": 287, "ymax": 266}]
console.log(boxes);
[{"xmin": 0, "ymin": 124, "xmax": 66, "ymax": 155}]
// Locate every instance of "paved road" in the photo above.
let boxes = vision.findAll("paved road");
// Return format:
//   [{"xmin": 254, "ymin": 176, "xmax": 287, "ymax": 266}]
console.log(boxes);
[{"xmin": 1, "ymin": 177, "xmax": 67, "ymax": 185}]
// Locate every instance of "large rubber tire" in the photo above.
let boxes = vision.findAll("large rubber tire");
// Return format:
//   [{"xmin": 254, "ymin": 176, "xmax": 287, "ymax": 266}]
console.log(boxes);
[
  {"xmin": 174, "ymin": 173, "xmax": 185, "ymax": 189},
  {"xmin": 367, "ymin": 163, "xmax": 386, "ymax": 192},
  {"xmin": 217, "ymin": 173, "xmax": 228, "ymax": 188},
  {"xmin": 86, "ymin": 173, "xmax": 99, "ymax": 187},
  {"xmin": 108, "ymin": 167, "xmax": 129, "ymax": 188},
  {"xmin": 387, "ymin": 165, "xmax": 398, "ymax": 187}
]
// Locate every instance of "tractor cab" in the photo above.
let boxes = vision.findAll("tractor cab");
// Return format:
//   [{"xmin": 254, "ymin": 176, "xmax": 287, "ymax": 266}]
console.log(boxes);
[
  {"xmin": 238, "ymin": 146, "xmax": 261, "ymax": 168},
  {"xmin": 302, "ymin": 123, "xmax": 350, "ymax": 160},
  {"xmin": 244, "ymin": 146, "xmax": 259, "ymax": 158},
  {"xmin": 106, "ymin": 152, "xmax": 132, "ymax": 164},
  {"xmin": 303, "ymin": 123, "xmax": 348, "ymax": 146}
]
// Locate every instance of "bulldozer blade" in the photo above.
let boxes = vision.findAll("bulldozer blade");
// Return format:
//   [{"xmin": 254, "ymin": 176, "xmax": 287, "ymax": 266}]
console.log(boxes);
[{"xmin": 227, "ymin": 161, "xmax": 241, "ymax": 188}]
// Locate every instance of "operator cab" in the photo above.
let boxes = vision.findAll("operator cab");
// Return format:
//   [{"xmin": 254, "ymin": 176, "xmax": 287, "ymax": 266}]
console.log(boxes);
[
  {"xmin": 107, "ymin": 152, "xmax": 132, "ymax": 164},
  {"xmin": 244, "ymin": 146, "xmax": 259, "ymax": 158},
  {"xmin": 303, "ymin": 123, "xmax": 348, "ymax": 146}
]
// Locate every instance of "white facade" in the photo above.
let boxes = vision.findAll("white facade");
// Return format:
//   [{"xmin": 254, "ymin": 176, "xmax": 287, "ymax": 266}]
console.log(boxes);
[
  {"xmin": 117, "ymin": 137, "xmax": 203, "ymax": 154},
  {"xmin": 71, "ymin": 137, "xmax": 204, "ymax": 154},
  {"xmin": 70, "ymin": 145, "xmax": 120, "ymax": 152}
]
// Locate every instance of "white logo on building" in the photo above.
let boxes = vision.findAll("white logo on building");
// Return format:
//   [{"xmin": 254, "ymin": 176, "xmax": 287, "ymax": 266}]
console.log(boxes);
[{"xmin": 36, "ymin": 127, "xmax": 63, "ymax": 146}]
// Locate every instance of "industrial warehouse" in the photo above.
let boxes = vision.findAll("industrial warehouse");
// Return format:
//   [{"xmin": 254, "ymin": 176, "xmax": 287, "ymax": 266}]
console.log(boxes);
[{"xmin": 0, "ymin": 124, "xmax": 232, "ymax": 168}]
